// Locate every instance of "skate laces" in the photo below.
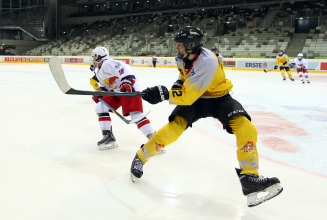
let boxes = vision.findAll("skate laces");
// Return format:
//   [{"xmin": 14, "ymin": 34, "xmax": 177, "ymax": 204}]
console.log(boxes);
[
  {"xmin": 247, "ymin": 174, "xmax": 267, "ymax": 183},
  {"xmin": 101, "ymin": 133, "xmax": 110, "ymax": 141},
  {"xmin": 133, "ymin": 158, "xmax": 144, "ymax": 172}
]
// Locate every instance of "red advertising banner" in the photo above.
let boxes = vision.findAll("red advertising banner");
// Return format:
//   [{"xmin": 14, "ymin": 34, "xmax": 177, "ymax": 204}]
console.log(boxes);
[
  {"xmin": 113, "ymin": 58, "xmax": 130, "ymax": 64},
  {"xmin": 5, "ymin": 57, "xmax": 43, "ymax": 62},
  {"xmin": 223, "ymin": 61, "xmax": 236, "ymax": 67},
  {"xmin": 64, "ymin": 58, "xmax": 84, "ymax": 63},
  {"xmin": 321, "ymin": 62, "xmax": 327, "ymax": 70}
]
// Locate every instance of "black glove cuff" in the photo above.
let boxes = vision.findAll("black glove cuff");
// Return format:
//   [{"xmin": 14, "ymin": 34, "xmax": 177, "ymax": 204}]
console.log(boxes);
[
  {"xmin": 171, "ymin": 79, "xmax": 184, "ymax": 90},
  {"xmin": 120, "ymin": 80, "xmax": 133, "ymax": 88},
  {"xmin": 157, "ymin": 85, "xmax": 169, "ymax": 101}
]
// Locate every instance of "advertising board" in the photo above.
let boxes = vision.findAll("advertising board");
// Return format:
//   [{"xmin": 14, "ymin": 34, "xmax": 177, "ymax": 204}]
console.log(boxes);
[
  {"xmin": 64, "ymin": 58, "xmax": 84, "ymax": 63},
  {"xmin": 5, "ymin": 57, "xmax": 43, "ymax": 62}
]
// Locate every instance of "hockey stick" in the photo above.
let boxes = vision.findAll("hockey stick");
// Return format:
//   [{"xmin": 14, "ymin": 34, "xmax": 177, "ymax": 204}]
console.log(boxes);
[
  {"xmin": 98, "ymin": 98, "xmax": 150, "ymax": 124},
  {"xmin": 49, "ymin": 56, "xmax": 147, "ymax": 97},
  {"xmin": 263, "ymin": 69, "xmax": 274, "ymax": 73}
]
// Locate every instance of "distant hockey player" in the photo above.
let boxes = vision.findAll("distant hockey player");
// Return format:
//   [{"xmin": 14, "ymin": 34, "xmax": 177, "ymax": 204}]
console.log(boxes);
[
  {"xmin": 211, "ymin": 47, "xmax": 223, "ymax": 63},
  {"xmin": 290, "ymin": 53, "xmax": 310, "ymax": 84},
  {"xmin": 274, "ymin": 50, "xmax": 294, "ymax": 81},
  {"xmin": 89, "ymin": 47, "xmax": 159, "ymax": 151},
  {"xmin": 130, "ymin": 26, "xmax": 283, "ymax": 207}
]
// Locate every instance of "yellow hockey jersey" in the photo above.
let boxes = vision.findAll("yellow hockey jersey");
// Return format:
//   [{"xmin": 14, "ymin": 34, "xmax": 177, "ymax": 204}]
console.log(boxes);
[
  {"xmin": 169, "ymin": 48, "xmax": 233, "ymax": 105},
  {"xmin": 276, "ymin": 54, "xmax": 290, "ymax": 66}
]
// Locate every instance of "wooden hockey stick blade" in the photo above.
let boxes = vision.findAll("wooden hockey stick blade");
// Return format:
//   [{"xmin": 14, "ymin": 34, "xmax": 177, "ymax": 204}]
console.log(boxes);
[{"xmin": 49, "ymin": 56, "xmax": 146, "ymax": 97}]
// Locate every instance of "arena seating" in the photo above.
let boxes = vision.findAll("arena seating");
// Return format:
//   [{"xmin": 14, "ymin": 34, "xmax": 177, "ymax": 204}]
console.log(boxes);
[
  {"xmin": 210, "ymin": 28, "xmax": 292, "ymax": 57},
  {"xmin": 25, "ymin": 12, "xmax": 208, "ymax": 56},
  {"xmin": 22, "ymin": 0, "xmax": 327, "ymax": 58},
  {"xmin": 302, "ymin": 27, "xmax": 327, "ymax": 57}
]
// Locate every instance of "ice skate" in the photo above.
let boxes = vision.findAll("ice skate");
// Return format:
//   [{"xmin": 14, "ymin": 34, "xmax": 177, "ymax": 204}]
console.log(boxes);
[
  {"xmin": 282, "ymin": 77, "xmax": 286, "ymax": 81},
  {"xmin": 290, "ymin": 78, "xmax": 294, "ymax": 81},
  {"xmin": 146, "ymin": 132, "xmax": 166, "ymax": 154},
  {"xmin": 131, "ymin": 151, "xmax": 145, "ymax": 182},
  {"xmin": 97, "ymin": 130, "xmax": 118, "ymax": 150},
  {"xmin": 302, "ymin": 81, "xmax": 305, "ymax": 84},
  {"xmin": 236, "ymin": 168, "xmax": 283, "ymax": 207},
  {"xmin": 307, "ymin": 81, "xmax": 310, "ymax": 83}
]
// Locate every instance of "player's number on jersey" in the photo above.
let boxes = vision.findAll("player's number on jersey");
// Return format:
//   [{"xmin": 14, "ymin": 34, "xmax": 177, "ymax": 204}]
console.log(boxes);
[
  {"xmin": 172, "ymin": 90, "xmax": 182, "ymax": 97},
  {"xmin": 119, "ymin": 68, "xmax": 124, "ymax": 75}
]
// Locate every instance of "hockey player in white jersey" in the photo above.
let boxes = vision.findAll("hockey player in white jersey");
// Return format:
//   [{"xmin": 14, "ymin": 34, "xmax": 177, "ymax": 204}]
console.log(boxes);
[
  {"xmin": 89, "ymin": 47, "xmax": 160, "ymax": 151},
  {"xmin": 211, "ymin": 47, "xmax": 223, "ymax": 63},
  {"xmin": 290, "ymin": 53, "xmax": 310, "ymax": 84}
]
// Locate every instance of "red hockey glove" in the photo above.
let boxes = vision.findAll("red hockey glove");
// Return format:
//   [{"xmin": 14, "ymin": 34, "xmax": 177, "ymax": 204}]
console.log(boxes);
[
  {"xmin": 93, "ymin": 95, "xmax": 102, "ymax": 103},
  {"xmin": 289, "ymin": 63, "xmax": 295, "ymax": 68},
  {"xmin": 92, "ymin": 87, "xmax": 107, "ymax": 103},
  {"xmin": 119, "ymin": 78, "xmax": 135, "ymax": 93}
]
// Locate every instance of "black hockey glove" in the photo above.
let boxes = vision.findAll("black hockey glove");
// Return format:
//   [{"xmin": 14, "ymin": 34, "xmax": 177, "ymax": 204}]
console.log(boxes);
[
  {"xmin": 90, "ymin": 64, "xmax": 95, "ymax": 72},
  {"xmin": 171, "ymin": 79, "xmax": 184, "ymax": 90},
  {"xmin": 142, "ymin": 86, "xmax": 169, "ymax": 105},
  {"xmin": 282, "ymin": 61, "xmax": 288, "ymax": 65},
  {"xmin": 274, "ymin": 65, "xmax": 278, "ymax": 69}
]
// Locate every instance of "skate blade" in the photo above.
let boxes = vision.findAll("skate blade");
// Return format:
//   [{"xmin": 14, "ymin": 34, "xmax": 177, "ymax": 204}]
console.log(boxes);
[
  {"xmin": 98, "ymin": 142, "xmax": 118, "ymax": 150},
  {"xmin": 247, "ymin": 183, "xmax": 283, "ymax": 207},
  {"xmin": 131, "ymin": 172, "xmax": 137, "ymax": 183}
]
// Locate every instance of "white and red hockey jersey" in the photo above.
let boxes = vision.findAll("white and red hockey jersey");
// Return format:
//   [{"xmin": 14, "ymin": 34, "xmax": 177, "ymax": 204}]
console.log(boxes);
[
  {"xmin": 96, "ymin": 59, "xmax": 141, "ymax": 92},
  {"xmin": 291, "ymin": 58, "xmax": 308, "ymax": 69}
]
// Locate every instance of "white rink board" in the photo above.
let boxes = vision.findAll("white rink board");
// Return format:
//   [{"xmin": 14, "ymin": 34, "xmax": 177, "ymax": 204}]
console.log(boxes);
[
  {"xmin": 1, "ymin": 55, "xmax": 327, "ymax": 70},
  {"xmin": 1, "ymin": 63, "xmax": 327, "ymax": 220}
]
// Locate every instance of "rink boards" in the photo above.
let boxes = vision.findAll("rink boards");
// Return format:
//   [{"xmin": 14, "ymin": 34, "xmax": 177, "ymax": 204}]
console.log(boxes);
[{"xmin": 1, "ymin": 55, "xmax": 327, "ymax": 72}]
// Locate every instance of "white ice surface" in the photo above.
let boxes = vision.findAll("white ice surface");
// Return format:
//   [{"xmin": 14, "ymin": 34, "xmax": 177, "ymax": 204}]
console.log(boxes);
[{"xmin": 1, "ymin": 63, "xmax": 327, "ymax": 220}]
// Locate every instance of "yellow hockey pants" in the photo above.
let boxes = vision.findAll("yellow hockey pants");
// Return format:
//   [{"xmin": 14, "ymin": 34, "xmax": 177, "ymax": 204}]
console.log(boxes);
[{"xmin": 137, "ymin": 115, "xmax": 259, "ymax": 176}]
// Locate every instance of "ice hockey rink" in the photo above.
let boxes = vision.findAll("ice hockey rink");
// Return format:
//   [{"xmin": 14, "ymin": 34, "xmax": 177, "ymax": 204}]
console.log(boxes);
[{"xmin": 1, "ymin": 63, "xmax": 327, "ymax": 220}]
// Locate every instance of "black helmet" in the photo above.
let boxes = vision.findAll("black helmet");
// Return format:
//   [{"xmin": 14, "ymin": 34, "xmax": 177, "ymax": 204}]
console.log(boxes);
[
  {"xmin": 211, "ymin": 47, "xmax": 218, "ymax": 52},
  {"xmin": 174, "ymin": 26, "xmax": 204, "ymax": 59}
]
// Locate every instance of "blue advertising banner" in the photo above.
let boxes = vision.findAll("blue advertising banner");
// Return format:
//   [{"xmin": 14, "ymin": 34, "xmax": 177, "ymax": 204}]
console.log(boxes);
[{"xmin": 237, "ymin": 61, "xmax": 276, "ymax": 69}]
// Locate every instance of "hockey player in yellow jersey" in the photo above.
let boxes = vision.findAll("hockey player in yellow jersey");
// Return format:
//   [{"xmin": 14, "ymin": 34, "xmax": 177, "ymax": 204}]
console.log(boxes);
[
  {"xmin": 130, "ymin": 26, "xmax": 283, "ymax": 207},
  {"xmin": 274, "ymin": 50, "xmax": 294, "ymax": 81}
]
